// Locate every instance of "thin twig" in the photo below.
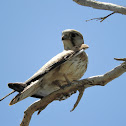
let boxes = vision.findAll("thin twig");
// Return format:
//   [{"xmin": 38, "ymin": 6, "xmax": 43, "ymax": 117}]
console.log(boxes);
[
  {"xmin": 114, "ymin": 58, "xmax": 126, "ymax": 61},
  {"xmin": 0, "ymin": 90, "xmax": 15, "ymax": 101},
  {"xmin": 86, "ymin": 12, "xmax": 115, "ymax": 22}
]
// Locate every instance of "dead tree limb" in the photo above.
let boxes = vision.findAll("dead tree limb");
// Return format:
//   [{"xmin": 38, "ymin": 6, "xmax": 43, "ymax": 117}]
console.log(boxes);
[
  {"xmin": 20, "ymin": 59, "xmax": 126, "ymax": 126},
  {"xmin": 73, "ymin": 0, "xmax": 126, "ymax": 15}
]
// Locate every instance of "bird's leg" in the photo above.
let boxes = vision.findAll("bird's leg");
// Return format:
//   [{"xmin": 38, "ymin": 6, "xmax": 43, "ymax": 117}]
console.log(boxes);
[
  {"xmin": 57, "ymin": 74, "xmax": 72, "ymax": 89},
  {"xmin": 52, "ymin": 80, "xmax": 63, "ymax": 89},
  {"xmin": 63, "ymin": 74, "xmax": 71, "ymax": 86},
  {"xmin": 53, "ymin": 74, "xmax": 72, "ymax": 89},
  {"xmin": 53, "ymin": 74, "xmax": 75, "ymax": 101}
]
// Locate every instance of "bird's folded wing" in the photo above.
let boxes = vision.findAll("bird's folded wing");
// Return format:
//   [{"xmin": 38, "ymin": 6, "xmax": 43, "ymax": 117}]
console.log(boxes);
[
  {"xmin": 25, "ymin": 47, "xmax": 86, "ymax": 86},
  {"xmin": 9, "ymin": 80, "xmax": 40, "ymax": 105},
  {"xmin": 9, "ymin": 47, "xmax": 86, "ymax": 105}
]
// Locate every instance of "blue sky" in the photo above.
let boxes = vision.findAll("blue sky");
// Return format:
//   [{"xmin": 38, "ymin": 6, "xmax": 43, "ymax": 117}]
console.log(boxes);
[{"xmin": 0, "ymin": 0, "xmax": 126, "ymax": 126}]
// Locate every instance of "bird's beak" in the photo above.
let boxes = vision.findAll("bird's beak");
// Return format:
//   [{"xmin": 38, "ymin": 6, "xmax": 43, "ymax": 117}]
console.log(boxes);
[{"xmin": 80, "ymin": 44, "xmax": 89, "ymax": 50}]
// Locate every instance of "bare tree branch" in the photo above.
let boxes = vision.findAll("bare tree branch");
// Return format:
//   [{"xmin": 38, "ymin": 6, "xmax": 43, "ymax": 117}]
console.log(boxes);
[
  {"xmin": 73, "ymin": 0, "xmax": 126, "ymax": 15},
  {"xmin": 20, "ymin": 59, "xmax": 126, "ymax": 126}
]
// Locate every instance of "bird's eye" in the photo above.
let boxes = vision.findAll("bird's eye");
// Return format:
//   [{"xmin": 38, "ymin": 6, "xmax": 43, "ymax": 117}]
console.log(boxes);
[{"xmin": 71, "ymin": 33, "xmax": 76, "ymax": 37}]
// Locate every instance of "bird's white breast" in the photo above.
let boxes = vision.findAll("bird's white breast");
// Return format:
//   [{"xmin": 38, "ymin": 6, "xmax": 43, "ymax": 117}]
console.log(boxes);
[{"xmin": 59, "ymin": 51, "xmax": 88, "ymax": 81}]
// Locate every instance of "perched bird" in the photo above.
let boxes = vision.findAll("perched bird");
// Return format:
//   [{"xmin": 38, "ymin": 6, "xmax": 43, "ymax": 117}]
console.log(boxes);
[{"xmin": 0, "ymin": 29, "xmax": 89, "ymax": 106}]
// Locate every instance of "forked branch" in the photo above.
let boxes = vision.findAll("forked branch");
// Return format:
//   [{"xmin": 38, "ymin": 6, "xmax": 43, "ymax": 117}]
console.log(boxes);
[
  {"xmin": 20, "ymin": 58, "xmax": 126, "ymax": 126},
  {"xmin": 86, "ymin": 12, "xmax": 115, "ymax": 22}
]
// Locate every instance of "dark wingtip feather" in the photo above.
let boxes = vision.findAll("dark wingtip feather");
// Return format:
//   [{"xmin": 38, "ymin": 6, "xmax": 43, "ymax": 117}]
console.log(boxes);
[{"xmin": 8, "ymin": 83, "xmax": 26, "ymax": 92}]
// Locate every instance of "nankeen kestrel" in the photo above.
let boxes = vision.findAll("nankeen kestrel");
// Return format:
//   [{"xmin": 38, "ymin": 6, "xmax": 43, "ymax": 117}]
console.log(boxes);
[{"xmin": 1, "ymin": 29, "xmax": 89, "ymax": 105}]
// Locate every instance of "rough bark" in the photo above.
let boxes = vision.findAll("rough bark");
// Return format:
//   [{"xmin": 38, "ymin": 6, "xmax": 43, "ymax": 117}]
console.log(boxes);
[
  {"xmin": 73, "ymin": 0, "xmax": 126, "ymax": 15},
  {"xmin": 20, "ymin": 59, "xmax": 126, "ymax": 126}
]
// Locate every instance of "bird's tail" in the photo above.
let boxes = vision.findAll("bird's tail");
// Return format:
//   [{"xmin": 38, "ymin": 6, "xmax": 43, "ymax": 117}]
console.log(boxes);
[
  {"xmin": 9, "ymin": 80, "xmax": 40, "ymax": 105},
  {"xmin": 0, "ymin": 83, "xmax": 26, "ymax": 101},
  {"xmin": 8, "ymin": 82, "xmax": 26, "ymax": 92}
]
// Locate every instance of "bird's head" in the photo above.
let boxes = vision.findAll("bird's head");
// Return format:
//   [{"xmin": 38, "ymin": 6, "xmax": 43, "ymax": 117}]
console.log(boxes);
[{"xmin": 62, "ymin": 29, "xmax": 88, "ymax": 50}]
